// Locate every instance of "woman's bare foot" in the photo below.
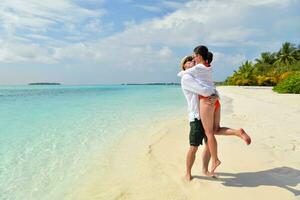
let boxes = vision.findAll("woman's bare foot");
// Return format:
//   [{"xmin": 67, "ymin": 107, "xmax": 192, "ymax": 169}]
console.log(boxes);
[
  {"xmin": 184, "ymin": 174, "xmax": 193, "ymax": 181},
  {"xmin": 239, "ymin": 128, "xmax": 251, "ymax": 145},
  {"xmin": 203, "ymin": 170, "xmax": 218, "ymax": 178},
  {"xmin": 211, "ymin": 159, "xmax": 221, "ymax": 175},
  {"xmin": 209, "ymin": 172, "xmax": 219, "ymax": 178},
  {"xmin": 202, "ymin": 170, "xmax": 210, "ymax": 177}
]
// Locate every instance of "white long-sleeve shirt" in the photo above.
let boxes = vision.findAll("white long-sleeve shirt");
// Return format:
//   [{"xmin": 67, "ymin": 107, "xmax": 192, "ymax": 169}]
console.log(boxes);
[
  {"xmin": 182, "ymin": 63, "xmax": 217, "ymax": 94},
  {"xmin": 177, "ymin": 71, "xmax": 215, "ymax": 122}
]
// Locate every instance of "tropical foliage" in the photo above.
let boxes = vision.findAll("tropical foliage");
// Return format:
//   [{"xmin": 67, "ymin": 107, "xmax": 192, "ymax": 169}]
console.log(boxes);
[
  {"xmin": 223, "ymin": 42, "xmax": 300, "ymax": 93},
  {"xmin": 273, "ymin": 72, "xmax": 300, "ymax": 94}
]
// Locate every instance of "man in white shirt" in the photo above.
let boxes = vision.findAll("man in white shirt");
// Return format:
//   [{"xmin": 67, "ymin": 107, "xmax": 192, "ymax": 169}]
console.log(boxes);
[{"xmin": 178, "ymin": 55, "xmax": 216, "ymax": 181}]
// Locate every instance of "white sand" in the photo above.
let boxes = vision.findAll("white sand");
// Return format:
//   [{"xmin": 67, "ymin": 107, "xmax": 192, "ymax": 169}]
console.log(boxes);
[{"xmin": 69, "ymin": 86, "xmax": 300, "ymax": 200}]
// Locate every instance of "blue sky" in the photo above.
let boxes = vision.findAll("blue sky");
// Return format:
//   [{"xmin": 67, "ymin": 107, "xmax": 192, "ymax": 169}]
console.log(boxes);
[{"xmin": 0, "ymin": 0, "xmax": 299, "ymax": 85}]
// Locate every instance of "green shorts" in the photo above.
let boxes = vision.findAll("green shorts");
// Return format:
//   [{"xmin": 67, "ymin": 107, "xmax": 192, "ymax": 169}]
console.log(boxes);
[{"xmin": 189, "ymin": 118, "xmax": 207, "ymax": 146}]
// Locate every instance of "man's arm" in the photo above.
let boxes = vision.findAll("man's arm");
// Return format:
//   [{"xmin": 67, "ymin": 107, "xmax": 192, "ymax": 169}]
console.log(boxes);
[{"xmin": 181, "ymin": 74, "xmax": 215, "ymax": 96}]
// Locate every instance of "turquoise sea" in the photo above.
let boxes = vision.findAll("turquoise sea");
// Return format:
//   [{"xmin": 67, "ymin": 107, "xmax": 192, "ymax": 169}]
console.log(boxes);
[{"xmin": 0, "ymin": 85, "xmax": 186, "ymax": 200}]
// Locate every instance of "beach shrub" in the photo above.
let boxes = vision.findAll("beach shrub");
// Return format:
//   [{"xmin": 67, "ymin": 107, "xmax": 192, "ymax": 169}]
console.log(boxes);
[
  {"xmin": 256, "ymin": 75, "xmax": 277, "ymax": 86},
  {"xmin": 273, "ymin": 72, "xmax": 300, "ymax": 93},
  {"xmin": 279, "ymin": 71, "xmax": 292, "ymax": 82}
]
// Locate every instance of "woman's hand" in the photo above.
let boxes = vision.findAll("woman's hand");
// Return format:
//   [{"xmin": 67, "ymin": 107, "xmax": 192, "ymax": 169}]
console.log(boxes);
[{"xmin": 208, "ymin": 95, "xmax": 218, "ymax": 105}]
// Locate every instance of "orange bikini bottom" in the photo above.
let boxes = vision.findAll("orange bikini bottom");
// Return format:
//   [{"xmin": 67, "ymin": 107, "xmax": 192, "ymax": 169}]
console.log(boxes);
[{"xmin": 199, "ymin": 95, "xmax": 220, "ymax": 110}]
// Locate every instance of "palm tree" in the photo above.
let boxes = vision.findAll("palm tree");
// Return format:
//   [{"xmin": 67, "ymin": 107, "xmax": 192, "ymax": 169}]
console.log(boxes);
[
  {"xmin": 296, "ymin": 44, "xmax": 300, "ymax": 60},
  {"xmin": 235, "ymin": 61, "xmax": 255, "ymax": 85},
  {"xmin": 255, "ymin": 52, "xmax": 276, "ymax": 64},
  {"xmin": 274, "ymin": 42, "xmax": 298, "ymax": 66},
  {"xmin": 238, "ymin": 61, "xmax": 253, "ymax": 77}
]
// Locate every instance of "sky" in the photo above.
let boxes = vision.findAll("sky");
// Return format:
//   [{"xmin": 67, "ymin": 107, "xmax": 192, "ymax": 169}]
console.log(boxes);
[{"xmin": 0, "ymin": 0, "xmax": 299, "ymax": 85}]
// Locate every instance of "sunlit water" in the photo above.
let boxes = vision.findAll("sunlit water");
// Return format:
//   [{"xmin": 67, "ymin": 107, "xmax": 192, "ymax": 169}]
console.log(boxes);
[{"xmin": 0, "ymin": 85, "xmax": 187, "ymax": 200}]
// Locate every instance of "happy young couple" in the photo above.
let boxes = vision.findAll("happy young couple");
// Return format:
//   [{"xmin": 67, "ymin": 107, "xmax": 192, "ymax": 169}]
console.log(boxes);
[{"xmin": 177, "ymin": 45, "xmax": 251, "ymax": 180}]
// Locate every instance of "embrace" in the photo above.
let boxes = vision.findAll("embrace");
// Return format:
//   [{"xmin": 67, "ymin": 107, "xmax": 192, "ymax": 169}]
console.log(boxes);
[{"xmin": 177, "ymin": 45, "xmax": 251, "ymax": 180}]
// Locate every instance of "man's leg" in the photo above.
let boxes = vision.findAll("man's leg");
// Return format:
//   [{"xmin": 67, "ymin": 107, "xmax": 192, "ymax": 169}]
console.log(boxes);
[{"xmin": 185, "ymin": 146, "xmax": 198, "ymax": 181}]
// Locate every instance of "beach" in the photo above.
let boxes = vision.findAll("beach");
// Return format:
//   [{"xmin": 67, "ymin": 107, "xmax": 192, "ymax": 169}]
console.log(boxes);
[
  {"xmin": 1, "ymin": 0, "xmax": 299, "ymax": 199},
  {"xmin": 69, "ymin": 86, "xmax": 300, "ymax": 200}
]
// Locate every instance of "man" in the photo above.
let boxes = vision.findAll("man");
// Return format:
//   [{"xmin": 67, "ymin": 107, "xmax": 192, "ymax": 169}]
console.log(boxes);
[{"xmin": 177, "ymin": 55, "xmax": 216, "ymax": 181}]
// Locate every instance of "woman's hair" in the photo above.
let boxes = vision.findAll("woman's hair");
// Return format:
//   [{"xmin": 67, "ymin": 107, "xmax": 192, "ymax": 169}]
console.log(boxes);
[
  {"xmin": 180, "ymin": 55, "xmax": 194, "ymax": 70},
  {"xmin": 207, "ymin": 52, "xmax": 213, "ymax": 64},
  {"xmin": 193, "ymin": 45, "xmax": 213, "ymax": 64}
]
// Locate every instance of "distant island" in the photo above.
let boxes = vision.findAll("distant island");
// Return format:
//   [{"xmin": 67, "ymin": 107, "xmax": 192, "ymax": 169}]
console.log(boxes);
[
  {"xmin": 121, "ymin": 83, "xmax": 180, "ymax": 85},
  {"xmin": 28, "ymin": 82, "xmax": 61, "ymax": 85}
]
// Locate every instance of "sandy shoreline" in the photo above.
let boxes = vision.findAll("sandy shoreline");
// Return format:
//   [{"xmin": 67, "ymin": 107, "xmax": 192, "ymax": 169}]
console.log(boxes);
[{"xmin": 69, "ymin": 86, "xmax": 300, "ymax": 200}]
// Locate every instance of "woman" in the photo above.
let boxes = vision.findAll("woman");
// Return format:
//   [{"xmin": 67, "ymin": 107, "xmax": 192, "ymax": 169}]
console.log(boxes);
[{"xmin": 180, "ymin": 46, "xmax": 251, "ymax": 176}]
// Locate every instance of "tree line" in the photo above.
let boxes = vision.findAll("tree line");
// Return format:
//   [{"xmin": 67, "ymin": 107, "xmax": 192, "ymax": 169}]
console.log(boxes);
[{"xmin": 223, "ymin": 42, "xmax": 300, "ymax": 93}]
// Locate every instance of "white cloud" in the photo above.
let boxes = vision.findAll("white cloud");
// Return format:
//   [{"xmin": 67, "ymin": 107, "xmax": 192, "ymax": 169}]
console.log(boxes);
[
  {"xmin": 206, "ymin": 27, "xmax": 260, "ymax": 46},
  {"xmin": 93, "ymin": 0, "xmax": 265, "ymax": 48},
  {"xmin": 53, "ymin": 43, "xmax": 93, "ymax": 61},
  {"xmin": 0, "ymin": 0, "xmax": 298, "ymax": 83},
  {"xmin": 135, "ymin": 5, "xmax": 163, "ymax": 13},
  {"xmin": 212, "ymin": 52, "xmax": 247, "ymax": 81},
  {"xmin": 1, "ymin": 0, "xmax": 296, "ymax": 64},
  {"xmin": 243, "ymin": 0, "xmax": 296, "ymax": 6},
  {"xmin": 24, "ymin": 34, "xmax": 58, "ymax": 41},
  {"xmin": 136, "ymin": 1, "xmax": 186, "ymax": 12},
  {"xmin": 0, "ymin": 0, "xmax": 104, "ymax": 40},
  {"xmin": 0, "ymin": 0, "xmax": 106, "ymax": 63},
  {"xmin": 214, "ymin": 52, "xmax": 246, "ymax": 67},
  {"xmin": 92, "ymin": 44, "xmax": 175, "ymax": 71},
  {"xmin": 161, "ymin": 1, "xmax": 186, "ymax": 9},
  {"xmin": 84, "ymin": 19, "xmax": 104, "ymax": 33},
  {"xmin": 158, "ymin": 46, "xmax": 173, "ymax": 58},
  {"xmin": 0, "ymin": 40, "xmax": 55, "ymax": 63}
]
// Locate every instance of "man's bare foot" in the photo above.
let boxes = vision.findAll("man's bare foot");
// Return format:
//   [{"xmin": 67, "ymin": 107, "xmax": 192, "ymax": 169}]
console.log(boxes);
[
  {"xmin": 184, "ymin": 174, "xmax": 193, "ymax": 181},
  {"xmin": 239, "ymin": 128, "xmax": 251, "ymax": 145},
  {"xmin": 211, "ymin": 159, "xmax": 221, "ymax": 175}
]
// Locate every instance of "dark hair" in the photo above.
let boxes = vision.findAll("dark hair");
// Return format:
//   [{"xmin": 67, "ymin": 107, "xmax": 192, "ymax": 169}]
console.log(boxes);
[
  {"xmin": 193, "ymin": 45, "xmax": 213, "ymax": 64},
  {"xmin": 207, "ymin": 52, "xmax": 213, "ymax": 64}
]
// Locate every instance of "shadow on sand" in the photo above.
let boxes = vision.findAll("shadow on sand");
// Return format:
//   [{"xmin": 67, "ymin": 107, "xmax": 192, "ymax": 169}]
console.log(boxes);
[{"xmin": 194, "ymin": 166, "xmax": 300, "ymax": 196}]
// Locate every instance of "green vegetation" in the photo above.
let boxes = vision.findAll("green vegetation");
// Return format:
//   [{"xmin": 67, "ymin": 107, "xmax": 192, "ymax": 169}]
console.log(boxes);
[
  {"xmin": 223, "ymin": 42, "xmax": 300, "ymax": 93},
  {"xmin": 273, "ymin": 72, "xmax": 300, "ymax": 93}
]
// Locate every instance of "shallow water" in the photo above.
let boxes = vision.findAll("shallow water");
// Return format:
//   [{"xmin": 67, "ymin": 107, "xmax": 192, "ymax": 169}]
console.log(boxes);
[{"xmin": 0, "ymin": 85, "xmax": 186, "ymax": 200}]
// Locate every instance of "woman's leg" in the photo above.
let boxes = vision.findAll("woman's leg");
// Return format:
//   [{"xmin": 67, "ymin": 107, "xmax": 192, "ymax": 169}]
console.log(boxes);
[
  {"xmin": 199, "ymin": 98, "xmax": 221, "ymax": 175},
  {"xmin": 213, "ymin": 104, "xmax": 251, "ymax": 145},
  {"xmin": 201, "ymin": 142, "xmax": 211, "ymax": 176},
  {"xmin": 213, "ymin": 104, "xmax": 237, "ymax": 136}
]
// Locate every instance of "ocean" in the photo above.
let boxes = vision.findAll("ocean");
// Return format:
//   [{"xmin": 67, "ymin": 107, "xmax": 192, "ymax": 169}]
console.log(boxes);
[{"xmin": 0, "ymin": 85, "xmax": 186, "ymax": 200}]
